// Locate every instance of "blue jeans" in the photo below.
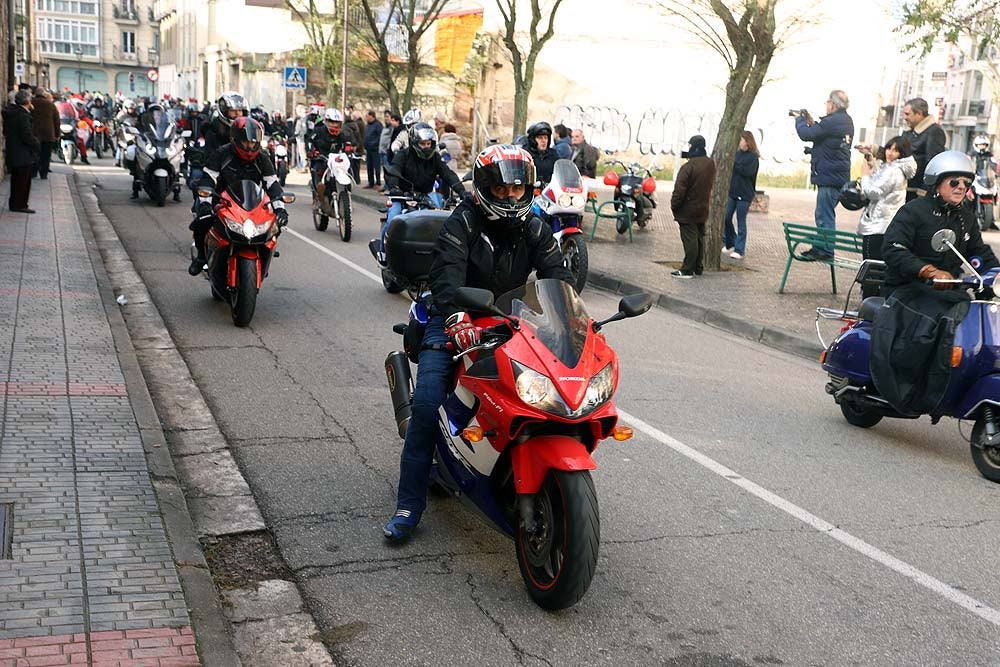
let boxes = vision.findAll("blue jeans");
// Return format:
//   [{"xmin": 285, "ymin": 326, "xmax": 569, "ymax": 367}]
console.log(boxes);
[
  {"xmin": 380, "ymin": 192, "xmax": 444, "ymax": 252},
  {"xmin": 814, "ymin": 185, "xmax": 840, "ymax": 255},
  {"xmin": 396, "ymin": 316, "xmax": 451, "ymax": 516},
  {"xmin": 723, "ymin": 196, "xmax": 750, "ymax": 254}
]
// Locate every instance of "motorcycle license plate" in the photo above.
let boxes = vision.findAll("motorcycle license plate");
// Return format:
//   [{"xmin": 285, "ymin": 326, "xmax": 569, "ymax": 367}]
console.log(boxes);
[{"xmin": 625, "ymin": 201, "xmax": 635, "ymax": 208}]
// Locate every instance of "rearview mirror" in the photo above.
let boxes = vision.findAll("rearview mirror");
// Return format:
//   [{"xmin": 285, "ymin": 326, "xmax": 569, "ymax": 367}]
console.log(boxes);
[
  {"xmin": 454, "ymin": 287, "xmax": 495, "ymax": 312},
  {"xmin": 931, "ymin": 229, "xmax": 957, "ymax": 253},
  {"xmin": 280, "ymin": 193, "xmax": 296, "ymax": 204},
  {"xmin": 181, "ymin": 129, "xmax": 192, "ymax": 138},
  {"xmin": 619, "ymin": 293, "xmax": 654, "ymax": 318}
]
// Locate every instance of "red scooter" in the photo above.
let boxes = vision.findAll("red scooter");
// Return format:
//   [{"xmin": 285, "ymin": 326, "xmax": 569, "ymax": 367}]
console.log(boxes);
[{"xmin": 195, "ymin": 180, "xmax": 294, "ymax": 326}]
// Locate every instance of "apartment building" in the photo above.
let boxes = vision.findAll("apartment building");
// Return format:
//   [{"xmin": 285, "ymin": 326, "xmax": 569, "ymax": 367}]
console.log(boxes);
[{"xmin": 941, "ymin": 40, "xmax": 998, "ymax": 152}]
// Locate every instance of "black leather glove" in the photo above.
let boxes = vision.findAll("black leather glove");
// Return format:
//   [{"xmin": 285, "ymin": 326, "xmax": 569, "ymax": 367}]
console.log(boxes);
[
  {"xmin": 275, "ymin": 207, "xmax": 288, "ymax": 228},
  {"xmin": 387, "ymin": 188, "xmax": 403, "ymax": 197}
]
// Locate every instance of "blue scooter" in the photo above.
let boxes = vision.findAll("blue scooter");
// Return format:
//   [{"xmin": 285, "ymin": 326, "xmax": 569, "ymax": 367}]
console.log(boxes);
[{"xmin": 817, "ymin": 229, "xmax": 1000, "ymax": 483}]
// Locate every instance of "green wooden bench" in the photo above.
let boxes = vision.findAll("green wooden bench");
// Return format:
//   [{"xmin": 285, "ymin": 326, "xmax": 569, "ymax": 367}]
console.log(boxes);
[
  {"xmin": 586, "ymin": 196, "xmax": 635, "ymax": 242},
  {"xmin": 780, "ymin": 222, "xmax": 864, "ymax": 294}
]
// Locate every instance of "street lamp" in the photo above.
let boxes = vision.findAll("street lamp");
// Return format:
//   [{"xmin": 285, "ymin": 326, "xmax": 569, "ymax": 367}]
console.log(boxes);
[{"xmin": 74, "ymin": 46, "xmax": 83, "ymax": 93}]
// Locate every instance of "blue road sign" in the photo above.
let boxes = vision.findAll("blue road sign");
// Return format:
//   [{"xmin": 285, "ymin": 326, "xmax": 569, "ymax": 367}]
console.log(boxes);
[{"xmin": 284, "ymin": 66, "xmax": 307, "ymax": 89}]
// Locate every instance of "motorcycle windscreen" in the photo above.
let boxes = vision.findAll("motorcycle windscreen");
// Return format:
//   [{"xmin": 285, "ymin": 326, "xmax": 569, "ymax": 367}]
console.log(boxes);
[
  {"xmin": 550, "ymin": 159, "xmax": 583, "ymax": 191},
  {"xmin": 494, "ymin": 279, "xmax": 590, "ymax": 368},
  {"xmin": 231, "ymin": 180, "xmax": 264, "ymax": 211}
]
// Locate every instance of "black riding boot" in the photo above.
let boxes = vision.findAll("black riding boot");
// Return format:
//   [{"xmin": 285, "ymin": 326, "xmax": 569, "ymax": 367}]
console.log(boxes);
[{"xmin": 188, "ymin": 238, "xmax": 207, "ymax": 276}]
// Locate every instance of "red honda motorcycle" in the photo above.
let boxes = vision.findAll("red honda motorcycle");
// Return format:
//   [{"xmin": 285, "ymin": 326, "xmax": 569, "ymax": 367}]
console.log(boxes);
[
  {"xmin": 384, "ymin": 261, "xmax": 652, "ymax": 608},
  {"xmin": 195, "ymin": 180, "xmax": 294, "ymax": 326}
]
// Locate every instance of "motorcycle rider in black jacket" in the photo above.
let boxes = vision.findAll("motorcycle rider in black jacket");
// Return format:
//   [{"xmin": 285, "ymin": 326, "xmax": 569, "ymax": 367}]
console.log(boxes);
[
  {"xmin": 201, "ymin": 91, "xmax": 248, "ymax": 154},
  {"xmin": 523, "ymin": 121, "xmax": 559, "ymax": 184},
  {"xmin": 383, "ymin": 144, "xmax": 573, "ymax": 542},
  {"xmin": 188, "ymin": 116, "xmax": 287, "ymax": 275},
  {"xmin": 307, "ymin": 108, "xmax": 352, "ymax": 207}
]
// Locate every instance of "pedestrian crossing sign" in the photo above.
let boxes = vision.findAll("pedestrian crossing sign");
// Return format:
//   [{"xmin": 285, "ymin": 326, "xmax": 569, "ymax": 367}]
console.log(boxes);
[{"xmin": 284, "ymin": 67, "xmax": 307, "ymax": 89}]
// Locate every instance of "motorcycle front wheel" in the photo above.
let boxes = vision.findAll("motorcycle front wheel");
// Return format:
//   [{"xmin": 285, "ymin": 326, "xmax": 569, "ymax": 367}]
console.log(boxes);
[
  {"xmin": 94, "ymin": 138, "xmax": 103, "ymax": 160},
  {"xmin": 277, "ymin": 162, "xmax": 288, "ymax": 187},
  {"xmin": 980, "ymin": 202, "xmax": 995, "ymax": 232},
  {"xmin": 560, "ymin": 234, "xmax": 589, "ymax": 294},
  {"xmin": 338, "ymin": 190, "xmax": 352, "ymax": 242},
  {"xmin": 971, "ymin": 416, "xmax": 1000, "ymax": 483},
  {"xmin": 515, "ymin": 470, "xmax": 599, "ymax": 611},
  {"xmin": 231, "ymin": 257, "xmax": 258, "ymax": 327},
  {"xmin": 153, "ymin": 176, "xmax": 168, "ymax": 207}
]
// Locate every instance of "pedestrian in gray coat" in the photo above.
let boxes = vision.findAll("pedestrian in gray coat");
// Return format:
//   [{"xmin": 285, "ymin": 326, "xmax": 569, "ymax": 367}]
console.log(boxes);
[{"xmin": 3, "ymin": 90, "xmax": 40, "ymax": 212}]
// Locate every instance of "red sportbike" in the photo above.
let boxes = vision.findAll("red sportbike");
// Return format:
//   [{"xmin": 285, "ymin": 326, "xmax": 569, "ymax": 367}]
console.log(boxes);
[
  {"xmin": 385, "ymin": 267, "xmax": 652, "ymax": 609},
  {"xmin": 194, "ymin": 180, "xmax": 294, "ymax": 326}
]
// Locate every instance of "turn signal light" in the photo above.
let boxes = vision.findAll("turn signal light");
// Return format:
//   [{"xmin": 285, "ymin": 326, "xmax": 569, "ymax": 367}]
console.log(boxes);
[
  {"xmin": 951, "ymin": 346, "xmax": 963, "ymax": 368},
  {"xmin": 820, "ymin": 350, "xmax": 827, "ymax": 364},
  {"xmin": 612, "ymin": 425, "xmax": 634, "ymax": 441},
  {"xmin": 462, "ymin": 426, "xmax": 484, "ymax": 442}
]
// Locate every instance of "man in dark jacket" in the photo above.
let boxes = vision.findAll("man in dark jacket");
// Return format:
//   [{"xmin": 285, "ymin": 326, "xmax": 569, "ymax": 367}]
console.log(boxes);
[
  {"xmin": 31, "ymin": 88, "xmax": 59, "ymax": 179},
  {"xmin": 794, "ymin": 89, "xmax": 854, "ymax": 259},
  {"xmin": 570, "ymin": 128, "xmax": 599, "ymax": 178},
  {"xmin": 670, "ymin": 135, "xmax": 716, "ymax": 278},
  {"xmin": 901, "ymin": 97, "xmax": 947, "ymax": 202},
  {"xmin": 553, "ymin": 123, "xmax": 572, "ymax": 159},
  {"xmin": 383, "ymin": 144, "xmax": 573, "ymax": 542},
  {"xmin": 4, "ymin": 90, "xmax": 40, "ymax": 212},
  {"xmin": 363, "ymin": 109, "xmax": 383, "ymax": 189}
]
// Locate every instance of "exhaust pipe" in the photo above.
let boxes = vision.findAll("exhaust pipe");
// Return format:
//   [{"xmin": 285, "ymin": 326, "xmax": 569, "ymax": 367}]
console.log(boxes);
[{"xmin": 385, "ymin": 351, "xmax": 413, "ymax": 439}]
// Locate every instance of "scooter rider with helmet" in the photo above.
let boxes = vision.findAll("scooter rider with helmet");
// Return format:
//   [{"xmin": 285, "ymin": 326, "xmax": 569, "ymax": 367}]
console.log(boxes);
[
  {"xmin": 307, "ymin": 108, "xmax": 353, "ymax": 207},
  {"xmin": 373, "ymin": 122, "xmax": 466, "ymax": 263},
  {"xmin": 883, "ymin": 150, "xmax": 999, "ymax": 290},
  {"xmin": 382, "ymin": 144, "xmax": 573, "ymax": 542},
  {"xmin": 523, "ymin": 121, "xmax": 559, "ymax": 184},
  {"xmin": 188, "ymin": 116, "xmax": 288, "ymax": 276}
]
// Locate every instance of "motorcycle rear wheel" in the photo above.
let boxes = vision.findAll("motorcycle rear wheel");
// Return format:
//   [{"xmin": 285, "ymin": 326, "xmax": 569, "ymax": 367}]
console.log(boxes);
[
  {"xmin": 515, "ymin": 470, "xmax": 599, "ymax": 611},
  {"xmin": 839, "ymin": 398, "xmax": 883, "ymax": 428},
  {"xmin": 381, "ymin": 268, "xmax": 403, "ymax": 294},
  {"xmin": 560, "ymin": 234, "xmax": 589, "ymax": 294},
  {"xmin": 970, "ymin": 417, "xmax": 1000, "ymax": 483},
  {"xmin": 231, "ymin": 257, "xmax": 258, "ymax": 327},
  {"xmin": 338, "ymin": 190, "xmax": 352, "ymax": 242}
]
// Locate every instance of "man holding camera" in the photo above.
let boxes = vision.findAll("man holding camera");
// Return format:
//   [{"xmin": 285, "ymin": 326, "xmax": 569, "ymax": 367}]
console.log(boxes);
[{"xmin": 792, "ymin": 90, "xmax": 854, "ymax": 260}]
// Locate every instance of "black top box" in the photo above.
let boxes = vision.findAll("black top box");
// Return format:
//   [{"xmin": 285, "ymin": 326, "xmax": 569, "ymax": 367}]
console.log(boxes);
[{"xmin": 384, "ymin": 210, "xmax": 451, "ymax": 283}]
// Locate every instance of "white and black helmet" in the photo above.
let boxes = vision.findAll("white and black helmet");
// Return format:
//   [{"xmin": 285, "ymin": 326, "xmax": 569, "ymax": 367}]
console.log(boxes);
[
  {"xmin": 217, "ymin": 91, "xmax": 248, "ymax": 126},
  {"xmin": 402, "ymin": 108, "xmax": 421, "ymax": 127},
  {"xmin": 472, "ymin": 144, "xmax": 536, "ymax": 228},
  {"xmin": 324, "ymin": 108, "xmax": 343, "ymax": 123},
  {"xmin": 972, "ymin": 134, "xmax": 990, "ymax": 153},
  {"xmin": 923, "ymin": 150, "xmax": 975, "ymax": 188},
  {"xmin": 408, "ymin": 122, "xmax": 438, "ymax": 160}
]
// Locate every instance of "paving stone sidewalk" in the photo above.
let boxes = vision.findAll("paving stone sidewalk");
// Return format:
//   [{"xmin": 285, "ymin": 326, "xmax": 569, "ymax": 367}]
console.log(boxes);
[{"xmin": 0, "ymin": 176, "xmax": 200, "ymax": 666}]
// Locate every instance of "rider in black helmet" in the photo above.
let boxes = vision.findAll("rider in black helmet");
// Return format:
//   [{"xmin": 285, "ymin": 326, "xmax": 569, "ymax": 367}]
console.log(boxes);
[{"xmin": 523, "ymin": 121, "xmax": 559, "ymax": 184}]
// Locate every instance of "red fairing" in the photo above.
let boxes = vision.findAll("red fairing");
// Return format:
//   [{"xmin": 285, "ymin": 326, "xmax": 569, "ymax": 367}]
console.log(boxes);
[
  {"xmin": 510, "ymin": 436, "xmax": 596, "ymax": 494},
  {"xmin": 642, "ymin": 177, "xmax": 656, "ymax": 194},
  {"xmin": 603, "ymin": 170, "xmax": 619, "ymax": 187}
]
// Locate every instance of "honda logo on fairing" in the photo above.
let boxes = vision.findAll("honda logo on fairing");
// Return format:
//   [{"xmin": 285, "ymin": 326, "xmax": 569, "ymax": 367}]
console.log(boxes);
[{"xmin": 559, "ymin": 376, "xmax": 586, "ymax": 382}]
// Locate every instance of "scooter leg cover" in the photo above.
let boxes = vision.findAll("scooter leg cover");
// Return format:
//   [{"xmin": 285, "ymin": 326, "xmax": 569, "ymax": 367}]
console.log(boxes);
[{"xmin": 125, "ymin": 145, "xmax": 136, "ymax": 161}]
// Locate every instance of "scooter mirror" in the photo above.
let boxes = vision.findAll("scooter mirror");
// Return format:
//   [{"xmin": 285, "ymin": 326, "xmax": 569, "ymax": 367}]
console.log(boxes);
[
  {"xmin": 619, "ymin": 293, "xmax": 654, "ymax": 318},
  {"xmin": 280, "ymin": 193, "xmax": 296, "ymax": 204},
  {"xmin": 931, "ymin": 229, "xmax": 957, "ymax": 253},
  {"xmin": 454, "ymin": 287, "xmax": 495, "ymax": 312},
  {"xmin": 181, "ymin": 130, "xmax": 192, "ymax": 138}
]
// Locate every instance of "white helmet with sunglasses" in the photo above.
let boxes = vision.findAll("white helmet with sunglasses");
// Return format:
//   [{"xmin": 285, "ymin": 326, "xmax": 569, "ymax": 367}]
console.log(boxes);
[{"xmin": 923, "ymin": 150, "xmax": 975, "ymax": 189}]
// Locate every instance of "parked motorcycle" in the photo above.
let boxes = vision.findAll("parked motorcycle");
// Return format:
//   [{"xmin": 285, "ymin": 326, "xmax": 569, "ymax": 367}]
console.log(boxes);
[
  {"xmin": 311, "ymin": 147, "xmax": 357, "ymax": 241},
  {"xmin": 131, "ymin": 111, "xmax": 187, "ymax": 206},
  {"xmin": 817, "ymin": 230, "xmax": 1000, "ymax": 483},
  {"xmin": 382, "ymin": 219, "xmax": 652, "ymax": 607},
  {"xmin": 532, "ymin": 159, "xmax": 589, "ymax": 294},
  {"xmin": 971, "ymin": 153, "xmax": 997, "ymax": 231},
  {"xmin": 57, "ymin": 118, "xmax": 79, "ymax": 165},
  {"xmin": 194, "ymin": 181, "xmax": 295, "ymax": 327},
  {"xmin": 602, "ymin": 159, "xmax": 657, "ymax": 231}
]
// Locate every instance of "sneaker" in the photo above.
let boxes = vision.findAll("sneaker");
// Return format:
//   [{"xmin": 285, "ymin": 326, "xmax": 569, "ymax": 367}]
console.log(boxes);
[
  {"xmin": 729, "ymin": 251, "xmax": 743, "ymax": 259},
  {"xmin": 671, "ymin": 270, "xmax": 694, "ymax": 279},
  {"xmin": 722, "ymin": 247, "xmax": 733, "ymax": 254},
  {"xmin": 383, "ymin": 508, "xmax": 420, "ymax": 542}
]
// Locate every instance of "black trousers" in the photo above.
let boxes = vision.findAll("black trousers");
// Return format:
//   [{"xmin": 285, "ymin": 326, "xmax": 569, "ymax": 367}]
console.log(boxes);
[
  {"xmin": 679, "ymin": 223, "xmax": 705, "ymax": 274},
  {"xmin": 861, "ymin": 233, "xmax": 885, "ymax": 300},
  {"xmin": 35, "ymin": 142, "xmax": 53, "ymax": 178},
  {"xmin": 9, "ymin": 165, "xmax": 32, "ymax": 210},
  {"xmin": 366, "ymin": 148, "xmax": 381, "ymax": 186}
]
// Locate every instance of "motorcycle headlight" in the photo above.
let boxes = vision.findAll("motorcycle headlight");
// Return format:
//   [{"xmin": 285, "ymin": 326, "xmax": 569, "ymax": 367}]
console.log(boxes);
[
  {"xmin": 571, "ymin": 195, "xmax": 585, "ymax": 208},
  {"xmin": 558, "ymin": 194, "xmax": 573, "ymax": 207},
  {"xmin": 144, "ymin": 143, "xmax": 157, "ymax": 156},
  {"xmin": 621, "ymin": 184, "xmax": 632, "ymax": 194},
  {"xmin": 512, "ymin": 361, "xmax": 614, "ymax": 419},
  {"xmin": 224, "ymin": 216, "xmax": 272, "ymax": 238},
  {"xmin": 60, "ymin": 123, "xmax": 73, "ymax": 134}
]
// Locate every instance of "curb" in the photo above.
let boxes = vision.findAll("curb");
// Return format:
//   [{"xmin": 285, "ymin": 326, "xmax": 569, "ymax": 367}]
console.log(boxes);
[
  {"xmin": 74, "ymin": 174, "xmax": 335, "ymax": 667},
  {"xmin": 349, "ymin": 187, "xmax": 823, "ymax": 361}
]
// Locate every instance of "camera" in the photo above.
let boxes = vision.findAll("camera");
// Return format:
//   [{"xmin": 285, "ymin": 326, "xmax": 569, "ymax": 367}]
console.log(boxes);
[
  {"xmin": 788, "ymin": 109, "xmax": 802, "ymax": 117},
  {"xmin": 803, "ymin": 146, "xmax": 812, "ymax": 155}
]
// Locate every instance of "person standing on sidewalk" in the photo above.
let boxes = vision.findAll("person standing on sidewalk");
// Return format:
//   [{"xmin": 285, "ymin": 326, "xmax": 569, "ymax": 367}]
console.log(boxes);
[
  {"xmin": 363, "ymin": 109, "xmax": 383, "ymax": 189},
  {"xmin": 3, "ymin": 90, "xmax": 40, "ymax": 213},
  {"xmin": 31, "ymin": 87, "xmax": 59, "ymax": 180},
  {"xmin": 793, "ymin": 90, "xmax": 854, "ymax": 260},
  {"xmin": 722, "ymin": 130, "xmax": 760, "ymax": 260},
  {"xmin": 901, "ymin": 97, "xmax": 947, "ymax": 202},
  {"xmin": 670, "ymin": 135, "xmax": 716, "ymax": 278}
]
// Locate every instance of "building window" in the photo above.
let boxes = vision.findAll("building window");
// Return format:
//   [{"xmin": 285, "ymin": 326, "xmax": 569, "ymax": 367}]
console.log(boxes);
[
  {"xmin": 122, "ymin": 30, "xmax": 135, "ymax": 54},
  {"xmin": 120, "ymin": 0, "xmax": 135, "ymax": 14},
  {"xmin": 37, "ymin": 17, "xmax": 99, "ymax": 56},
  {"xmin": 36, "ymin": 0, "xmax": 98, "ymax": 14}
]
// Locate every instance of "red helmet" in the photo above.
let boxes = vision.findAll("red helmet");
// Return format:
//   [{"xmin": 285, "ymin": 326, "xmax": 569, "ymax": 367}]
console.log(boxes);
[{"xmin": 231, "ymin": 116, "xmax": 263, "ymax": 161}]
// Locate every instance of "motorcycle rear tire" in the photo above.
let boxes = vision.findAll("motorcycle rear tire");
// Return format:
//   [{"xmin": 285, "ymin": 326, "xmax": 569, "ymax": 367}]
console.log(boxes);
[
  {"xmin": 515, "ymin": 470, "xmax": 599, "ymax": 611},
  {"xmin": 839, "ymin": 398, "xmax": 883, "ymax": 428},
  {"xmin": 560, "ymin": 234, "xmax": 589, "ymax": 294},
  {"xmin": 338, "ymin": 190, "xmax": 352, "ymax": 242},
  {"xmin": 381, "ymin": 268, "xmax": 403, "ymax": 294},
  {"xmin": 313, "ymin": 208, "xmax": 329, "ymax": 232},
  {"xmin": 231, "ymin": 257, "xmax": 258, "ymax": 327},
  {"xmin": 970, "ymin": 417, "xmax": 1000, "ymax": 484}
]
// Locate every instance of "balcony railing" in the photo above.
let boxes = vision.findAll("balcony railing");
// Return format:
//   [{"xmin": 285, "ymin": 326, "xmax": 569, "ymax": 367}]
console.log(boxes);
[
  {"xmin": 966, "ymin": 100, "xmax": 988, "ymax": 117},
  {"xmin": 112, "ymin": 5, "xmax": 139, "ymax": 21}
]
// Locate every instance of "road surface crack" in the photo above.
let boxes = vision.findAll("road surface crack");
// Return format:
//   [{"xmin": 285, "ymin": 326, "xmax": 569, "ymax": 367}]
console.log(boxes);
[{"xmin": 464, "ymin": 574, "xmax": 554, "ymax": 666}]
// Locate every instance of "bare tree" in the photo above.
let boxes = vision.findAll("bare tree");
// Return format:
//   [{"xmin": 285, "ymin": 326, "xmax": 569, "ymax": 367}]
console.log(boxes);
[
  {"xmin": 286, "ymin": 0, "xmax": 344, "ymax": 102},
  {"xmin": 357, "ymin": 0, "xmax": 452, "ymax": 112},
  {"xmin": 495, "ymin": 0, "xmax": 566, "ymax": 137},
  {"xmin": 657, "ymin": 0, "xmax": 793, "ymax": 271}
]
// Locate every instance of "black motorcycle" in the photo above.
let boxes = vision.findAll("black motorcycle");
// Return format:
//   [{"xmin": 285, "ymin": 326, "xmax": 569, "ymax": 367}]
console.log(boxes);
[{"xmin": 603, "ymin": 159, "xmax": 658, "ymax": 231}]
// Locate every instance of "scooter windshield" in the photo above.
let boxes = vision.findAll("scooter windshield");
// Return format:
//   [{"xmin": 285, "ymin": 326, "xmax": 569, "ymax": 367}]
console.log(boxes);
[
  {"xmin": 550, "ymin": 159, "xmax": 583, "ymax": 191},
  {"xmin": 147, "ymin": 112, "xmax": 174, "ymax": 143},
  {"xmin": 230, "ymin": 180, "xmax": 264, "ymax": 211},
  {"xmin": 494, "ymin": 279, "xmax": 590, "ymax": 368}
]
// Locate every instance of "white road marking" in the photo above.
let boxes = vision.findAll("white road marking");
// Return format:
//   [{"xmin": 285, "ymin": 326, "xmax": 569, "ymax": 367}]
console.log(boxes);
[
  {"xmin": 617, "ymin": 408, "xmax": 1000, "ymax": 628},
  {"xmin": 286, "ymin": 225, "xmax": 1000, "ymax": 628},
  {"xmin": 284, "ymin": 228, "xmax": 383, "ymax": 284}
]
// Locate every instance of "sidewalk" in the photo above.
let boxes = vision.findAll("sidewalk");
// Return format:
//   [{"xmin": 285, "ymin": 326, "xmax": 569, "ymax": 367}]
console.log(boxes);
[
  {"xmin": 0, "ymin": 176, "xmax": 203, "ymax": 665},
  {"xmin": 348, "ymin": 178, "xmax": 1000, "ymax": 359}
]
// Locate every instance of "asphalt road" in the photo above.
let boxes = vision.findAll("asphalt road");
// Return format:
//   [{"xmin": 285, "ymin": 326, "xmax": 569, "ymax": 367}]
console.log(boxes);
[{"xmin": 76, "ymin": 159, "xmax": 1000, "ymax": 667}]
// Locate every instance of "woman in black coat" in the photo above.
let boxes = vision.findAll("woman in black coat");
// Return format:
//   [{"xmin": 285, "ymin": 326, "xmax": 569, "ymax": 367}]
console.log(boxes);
[
  {"xmin": 722, "ymin": 131, "xmax": 760, "ymax": 259},
  {"xmin": 3, "ymin": 90, "xmax": 40, "ymax": 213}
]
